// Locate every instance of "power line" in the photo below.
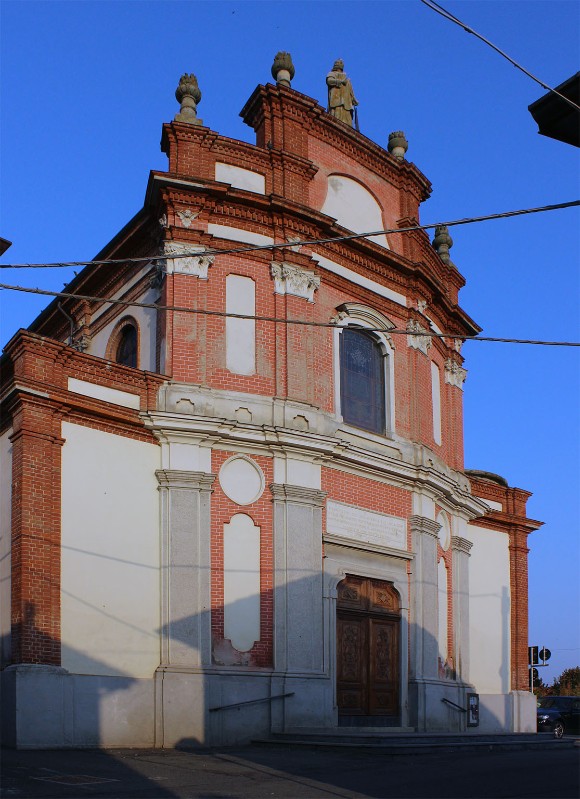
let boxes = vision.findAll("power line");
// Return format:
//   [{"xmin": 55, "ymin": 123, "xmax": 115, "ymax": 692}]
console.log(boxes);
[
  {"xmin": 419, "ymin": 0, "xmax": 580, "ymax": 112},
  {"xmin": 1, "ymin": 281, "xmax": 578, "ymax": 347},
  {"xmin": 1, "ymin": 200, "xmax": 578, "ymax": 270}
]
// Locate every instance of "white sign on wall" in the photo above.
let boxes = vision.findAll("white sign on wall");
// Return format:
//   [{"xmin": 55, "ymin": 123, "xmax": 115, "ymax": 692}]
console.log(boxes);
[{"xmin": 326, "ymin": 500, "xmax": 407, "ymax": 550}]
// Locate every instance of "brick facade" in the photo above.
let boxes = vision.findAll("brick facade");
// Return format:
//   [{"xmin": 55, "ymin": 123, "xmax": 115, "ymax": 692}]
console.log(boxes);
[{"xmin": 0, "ymin": 73, "xmax": 541, "ymax": 745}]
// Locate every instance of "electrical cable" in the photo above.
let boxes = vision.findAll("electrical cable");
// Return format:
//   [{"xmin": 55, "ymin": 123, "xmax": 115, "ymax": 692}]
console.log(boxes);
[
  {"xmin": 419, "ymin": 0, "xmax": 580, "ymax": 112},
  {"xmin": 1, "ymin": 281, "xmax": 578, "ymax": 347},
  {"xmin": 1, "ymin": 200, "xmax": 578, "ymax": 270}
]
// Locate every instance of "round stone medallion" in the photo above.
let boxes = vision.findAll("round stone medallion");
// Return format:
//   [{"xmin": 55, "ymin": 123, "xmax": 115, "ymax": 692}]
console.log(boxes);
[{"xmin": 219, "ymin": 456, "xmax": 265, "ymax": 506}]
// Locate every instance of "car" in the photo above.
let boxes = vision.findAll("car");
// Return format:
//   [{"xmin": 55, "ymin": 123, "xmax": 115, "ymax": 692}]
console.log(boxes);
[{"xmin": 536, "ymin": 696, "xmax": 580, "ymax": 738}]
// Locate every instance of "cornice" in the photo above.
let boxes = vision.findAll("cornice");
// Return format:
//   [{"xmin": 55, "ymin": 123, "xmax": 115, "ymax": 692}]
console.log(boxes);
[
  {"xmin": 451, "ymin": 535, "xmax": 473, "ymax": 554},
  {"xmin": 409, "ymin": 515, "xmax": 441, "ymax": 537},
  {"xmin": 144, "ymin": 404, "xmax": 486, "ymax": 519},
  {"xmin": 156, "ymin": 469, "xmax": 216, "ymax": 490},
  {"xmin": 270, "ymin": 483, "xmax": 327, "ymax": 507}
]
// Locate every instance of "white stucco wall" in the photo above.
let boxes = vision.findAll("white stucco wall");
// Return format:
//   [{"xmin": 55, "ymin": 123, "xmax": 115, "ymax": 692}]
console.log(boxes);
[
  {"xmin": 437, "ymin": 557, "xmax": 448, "ymax": 662},
  {"xmin": 0, "ymin": 428, "xmax": 12, "ymax": 665},
  {"xmin": 431, "ymin": 361, "xmax": 442, "ymax": 445},
  {"xmin": 321, "ymin": 175, "xmax": 389, "ymax": 248},
  {"xmin": 223, "ymin": 513, "xmax": 261, "ymax": 652},
  {"xmin": 215, "ymin": 162, "xmax": 265, "ymax": 194},
  {"xmin": 464, "ymin": 524, "xmax": 511, "ymax": 694},
  {"xmin": 89, "ymin": 282, "xmax": 159, "ymax": 371},
  {"xmin": 60, "ymin": 422, "xmax": 160, "ymax": 678},
  {"xmin": 226, "ymin": 275, "xmax": 255, "ymax": 375}
]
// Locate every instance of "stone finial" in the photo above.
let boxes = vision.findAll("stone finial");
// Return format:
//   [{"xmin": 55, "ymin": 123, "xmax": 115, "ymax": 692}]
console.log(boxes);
[
  {"xmin": 271, "ymin": 52, "xmax": 295, "ymax": 87},
  {"xmin": 432, "ymin": 225, "xmax": 453, "ymax": 265},
  {"xmin": 174, "ymin": 73, "xmax": 202, "ymax": 125},
  {"xmin": 388, "ymin": 131, "xmax": 408, "ymax": 160}
]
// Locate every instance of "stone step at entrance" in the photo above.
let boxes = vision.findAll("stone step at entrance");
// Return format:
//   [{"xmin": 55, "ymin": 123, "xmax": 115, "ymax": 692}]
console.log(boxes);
[{"xmin": 253, "ymin": 729, "xmax": 577, "ymax": 753}]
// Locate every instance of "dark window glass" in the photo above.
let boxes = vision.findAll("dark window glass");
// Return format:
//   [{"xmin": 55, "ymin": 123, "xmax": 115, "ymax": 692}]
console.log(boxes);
[
  {"xmin": 340, "ymin": 327, "xmax": 385, "ymax": 434},
  {"xmin": 116, "ymin": 325, "xmax": 138, "ymax": 368}
]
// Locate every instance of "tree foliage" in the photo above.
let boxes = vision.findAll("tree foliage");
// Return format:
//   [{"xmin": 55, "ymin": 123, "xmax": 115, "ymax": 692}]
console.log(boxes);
[{"xmin": 551, "ymin": 666, "xmax": 580, "ymax": 696}]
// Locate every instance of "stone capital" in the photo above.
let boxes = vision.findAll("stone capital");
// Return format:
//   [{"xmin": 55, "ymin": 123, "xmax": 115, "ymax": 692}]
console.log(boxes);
[
  {"xmin": 445, "ymin": 358, "xmax": 467, "ymax": 389},
  {"xmin": 409, "ymin": 514, "xmax": 441, "ymax": 538},
  {"xmin": 451, "ymin": 535, "xmax": 473, "ymax": 554},
  {"xmin": 271, "ymin": 261, "xmax": 320, "ymax": 302},
  {"xmin": 406, "ymin": 320, "xmax": 431, "ymax": 354},
  {"xmin": 163, "ymin": 241, "xmax": 214, "ymax": 278},
  {"xmin": 156, "ymin": 469, "xmax": 216, "ymax": 491},
  {"xmin": 270, "ymin": 483, "xmax": 327, "ymax": 507}
]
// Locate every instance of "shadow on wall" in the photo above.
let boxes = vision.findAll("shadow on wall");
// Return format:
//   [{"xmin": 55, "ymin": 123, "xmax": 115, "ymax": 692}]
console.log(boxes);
[{"xmin": 1, "ymin": 571, "xmax": 521, "ymax": 752}]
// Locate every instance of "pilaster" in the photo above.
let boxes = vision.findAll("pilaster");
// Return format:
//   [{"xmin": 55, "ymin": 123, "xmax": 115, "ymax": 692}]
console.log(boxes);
[
  {"xmin": 409, "ymin": 515, "xmax": 440, "ymax": 681},
  {"xmin": 451, "ymin": 535, "xmax": 473, "ymax": 682},
  {"xmin": 156, "ymin": 469, "xmax": 215, "ymax": 667},
  {"xmin": 270, "ymin": 483, "xmax": 326, "ymax": 673},
  {"xmin": 10, "ymin": 397, "xmax": 64, "ymax": 665}
]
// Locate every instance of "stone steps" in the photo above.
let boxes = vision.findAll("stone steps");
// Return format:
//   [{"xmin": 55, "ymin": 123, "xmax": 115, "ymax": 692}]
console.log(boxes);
[{"xmin": 253, "ymin": 730, "xmax": 577, "ymax": 753}]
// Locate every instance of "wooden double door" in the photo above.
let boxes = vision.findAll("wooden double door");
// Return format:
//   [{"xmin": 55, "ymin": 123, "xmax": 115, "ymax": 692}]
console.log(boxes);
[{"xmin": 337, "ymin": 575, "xmax": 400, "ymax": 717}]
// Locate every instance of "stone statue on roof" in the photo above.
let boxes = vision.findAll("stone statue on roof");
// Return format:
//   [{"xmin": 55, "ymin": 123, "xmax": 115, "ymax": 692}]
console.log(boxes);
[{"xmin": 326, "ymin": 59, "xmax": 358, "ymax": 128}]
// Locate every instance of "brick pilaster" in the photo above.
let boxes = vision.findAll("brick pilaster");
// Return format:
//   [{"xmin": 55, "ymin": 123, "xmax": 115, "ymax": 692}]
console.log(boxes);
[{"xmin": 10, "ymin": 397, "xmax": 64, "ymax": 664}]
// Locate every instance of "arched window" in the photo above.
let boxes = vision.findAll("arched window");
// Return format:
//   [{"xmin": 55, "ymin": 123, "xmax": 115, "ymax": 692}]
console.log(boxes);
[
  {"xmin": 113, "ymin": 321, "xmax": 138, "ymax": 368},
  {"xmin": 334, "ymin": 303, "xmax": 396, "ymax": 437},
  {"xmin": 340, "ymin": 327, "xmax": 386, "ymax": 435}
]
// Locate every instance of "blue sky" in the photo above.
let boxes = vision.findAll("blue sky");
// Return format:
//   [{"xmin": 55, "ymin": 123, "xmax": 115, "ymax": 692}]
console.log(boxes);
[{"xmin": 1, "ymin": 0, "xmax": 579, "ymax": 684}]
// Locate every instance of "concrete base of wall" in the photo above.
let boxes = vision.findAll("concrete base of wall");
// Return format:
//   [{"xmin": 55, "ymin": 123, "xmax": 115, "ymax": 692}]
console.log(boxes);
[
  {"xmin": 1, "ymin": 664, "xmax": 155, "ymax": 749},
  {"xmin": 155, "ymin": 669, "xmax": 336, "ymax": 748},
  {"xmin": 2, "ymin": 665, "xmax": 537, "ymax": 748}
]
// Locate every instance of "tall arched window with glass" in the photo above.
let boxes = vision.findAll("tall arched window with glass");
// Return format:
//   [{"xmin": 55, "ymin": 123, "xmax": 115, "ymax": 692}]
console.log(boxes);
[{"xmin": 339, "ymin": 327, "xmax": 386, "ymax": 435}]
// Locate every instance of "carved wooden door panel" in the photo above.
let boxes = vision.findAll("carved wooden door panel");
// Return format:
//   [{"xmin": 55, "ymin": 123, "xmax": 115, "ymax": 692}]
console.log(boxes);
[
  {"xmin": 337, "ymin": 575, "xmax": 400, "ymax": 717},
  {"xmin": 368, "ymin": 618, "xmax": 399, "ymax": 715},
  {"xmin": 336, "ymin": 615, "xmax": 368, "ymax": 714}
]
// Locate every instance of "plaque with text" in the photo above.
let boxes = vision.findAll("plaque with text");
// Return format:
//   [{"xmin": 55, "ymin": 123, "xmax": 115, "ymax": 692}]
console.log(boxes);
[{"xmin": 326, "ymin": 501, "xmax": 407, "ymax": 550}]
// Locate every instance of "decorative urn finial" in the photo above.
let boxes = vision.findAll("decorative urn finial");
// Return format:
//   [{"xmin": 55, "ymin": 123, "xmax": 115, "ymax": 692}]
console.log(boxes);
[
  {"xmin": 174, "ymin": 73, "xmax": 202, "ymax": 125},
  {"xmin": 271, "ymin": 52, "xmax": 295, "ymax": 87},
  {"xmin": 433, "ymin": 225, "xmax": 454, "ymax": 265},
  {"xmin": 388, "ymin": 131, "xmax": 408, "ymax": 160}
]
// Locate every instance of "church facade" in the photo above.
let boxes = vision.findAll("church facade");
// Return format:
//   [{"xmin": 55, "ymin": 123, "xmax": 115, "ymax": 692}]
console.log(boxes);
[{"xmin": 0, "ymin": 58, "xmax": 541, "ymax": 748}]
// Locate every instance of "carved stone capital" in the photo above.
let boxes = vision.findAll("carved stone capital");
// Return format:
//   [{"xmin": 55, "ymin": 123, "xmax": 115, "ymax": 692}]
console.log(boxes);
[
  {"xmin": 163, "ymin": 241, "xmax": 214, "ymax": 278},
  {"xmin": 451, "ymin": 535, "xmax": 473, "ymax": 555},
  {"xmin": 271, "ymin": 261, "xmax": 320, "ymax": 302},
  {"xmin": 409, "ymin": 515, "xmax": 441, "ymax": 538},
  {"xmin": 156, "ymin": 469, "xmax": 216, "ymax": 491},
  {"xmin": 407, "ymin": 319, "xmax": 431, "ymax": 354},
  {"xmin": 270, "ymin": 483, "xmax": 327, "ymax": 507},
  {"xmin": 445, "ymin": 358, "xmax": 467, "ymax": 389}
]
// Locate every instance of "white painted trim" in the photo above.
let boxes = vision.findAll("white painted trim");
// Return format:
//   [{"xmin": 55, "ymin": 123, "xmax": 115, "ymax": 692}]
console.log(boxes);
[
  {"xmin": 313, "ymin": 253, "xmax": 406, "ymax": 307},
  {"xmin": 431, "ymin": 361, "xmax": 442, "ymax": 446},
  {"xmin": 67, "ymin": 378, "xmax": 140, "ymax": 410},
  {"xmin": 479, "ymin": 498, "xmax": 503, "ymax": 512},
  {"xmin": 207, "ymin": 224, "xmax": 274, "ymax": 247},
  {"xmin": 215, "ymin": 163, "xmax": 265, "ymax": 194},
  {"xmin": 226, "ymin": 274, "xmax": 256, "ymax": 375}
]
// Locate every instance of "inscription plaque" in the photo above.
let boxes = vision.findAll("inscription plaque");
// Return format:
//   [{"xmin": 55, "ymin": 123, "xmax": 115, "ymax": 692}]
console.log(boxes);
[{"xmin": 327, "ymin": 500, "xmax": 407, "ymax": 550}]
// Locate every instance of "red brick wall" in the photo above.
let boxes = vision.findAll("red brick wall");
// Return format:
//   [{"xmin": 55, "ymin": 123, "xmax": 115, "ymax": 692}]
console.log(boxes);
[
  {"xmin": 1, "ymin": 333, "xmax": 164, "ymax": 665},
  {"xmin": 210, "ymin": 450, "xmax": 274, "ymax": 667}
]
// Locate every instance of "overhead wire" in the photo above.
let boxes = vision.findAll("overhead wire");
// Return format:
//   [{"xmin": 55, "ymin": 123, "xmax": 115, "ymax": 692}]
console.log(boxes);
[
  {"xmin": 1, "ymin": 281, "xmax": 578, "ymax": 347},
  {"xmin": 0, "ymin": 201, "xmax": 578, "ymax": 270},
  {"xmin": 419, "ymin": 0, "xmax": 580, "ymax": 112}
]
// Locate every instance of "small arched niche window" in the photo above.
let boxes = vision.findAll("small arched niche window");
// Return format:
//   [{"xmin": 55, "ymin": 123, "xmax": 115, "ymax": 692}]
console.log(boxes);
[
  {"xmin": 335, "ymin": 303, "xmax": 396, "ymax": 437},
  {"xmin": 108, "ymin": 318, "xmax": 139, "ymax": 368}
]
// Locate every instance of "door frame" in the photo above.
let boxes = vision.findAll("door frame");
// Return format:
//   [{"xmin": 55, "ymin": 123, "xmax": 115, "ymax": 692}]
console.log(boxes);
[{"xmin": 323, "ymin": 542, "xmax": 411, "ymax": 728}]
